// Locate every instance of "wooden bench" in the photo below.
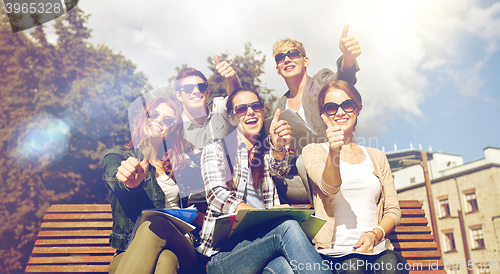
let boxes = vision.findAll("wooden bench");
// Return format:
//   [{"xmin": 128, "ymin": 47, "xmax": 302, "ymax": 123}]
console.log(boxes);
[
  {"xmin": 25, "ymin": 204, "xmax": 115, "ymax": 273},
  {"xmin": 391, "ymin": 200, "xmax": 445, "ymax": 273},
  {"xmin": 25, "ymin": 200, "xmax": 444, "ymax": 273}
]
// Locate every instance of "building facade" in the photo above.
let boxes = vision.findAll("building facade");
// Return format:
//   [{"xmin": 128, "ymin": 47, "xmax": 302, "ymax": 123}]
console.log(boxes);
[{"xmin": 387, "ymin": 147, "xmax": 500, "ymax": 274}]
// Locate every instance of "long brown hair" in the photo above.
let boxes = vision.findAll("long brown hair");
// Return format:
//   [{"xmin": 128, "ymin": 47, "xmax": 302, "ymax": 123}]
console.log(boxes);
[
  {"xmin": 226, "ymin": 88, "xmax": 268, "ymax": 190},
  {"xmin": 126, "ymin": 97, "xmax": 186, "ymax": 179}
]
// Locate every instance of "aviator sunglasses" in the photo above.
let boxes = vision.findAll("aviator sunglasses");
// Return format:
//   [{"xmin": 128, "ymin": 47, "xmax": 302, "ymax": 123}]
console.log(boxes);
[
  {"xmin": 180, "ymin": 83, "xmax": 208, "ymax": 94},
  {"xmin": 323, "ymin": 99, "xmax": 357, "ymax": 116},
  {"xmin": 274, "ymin": 49, "xmax": 303, "ymax": 64},
  {"xmin": 233, "ymin": 101, "xmax": 264, "ymax": 117},
  {"xmin": 147, "ymin": 109, "xmax": 176, "ymax": 127}
]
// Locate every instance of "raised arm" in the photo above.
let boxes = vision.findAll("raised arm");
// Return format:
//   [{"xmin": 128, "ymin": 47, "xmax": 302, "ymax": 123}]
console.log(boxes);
[
  {"xmin": 214, "ymin": 54, "xmax": 242, "ymax": 97},
  {"xmin": 302, "ymin": 115, "xmax": 344, "ymax": 196},
  {"xmin": 328, "ymin": 24, "xmax": 361, "ymax": 86},
  {"xmin": 319, "ymin": 114, "xmax": 344, "ymax": 190},
  {"xmin": 268, "ymin": 109, "xmax": 292, "ymax": 177}
]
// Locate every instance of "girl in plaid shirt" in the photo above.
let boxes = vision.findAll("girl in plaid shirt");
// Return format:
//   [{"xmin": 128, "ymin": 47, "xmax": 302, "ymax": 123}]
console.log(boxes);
[{"xmin": 197, "ymin": 88, "xmax": 333, "ymax": 274}]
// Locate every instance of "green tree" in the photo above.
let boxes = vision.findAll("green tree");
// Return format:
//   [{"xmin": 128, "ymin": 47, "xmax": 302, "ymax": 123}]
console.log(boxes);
[
  {"xmin": 207, "ymin": 43, "xmax": 277, "ymax": 117},
  {"xmin": 0, "ymin": 4, "xmax": 147, "ymax": 273}
]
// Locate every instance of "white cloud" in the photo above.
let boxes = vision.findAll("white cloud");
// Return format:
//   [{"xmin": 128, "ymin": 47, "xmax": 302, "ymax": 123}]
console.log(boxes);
[{"xmin": 65, "ymin": 0, "xmax": 500, "ymax": 138}]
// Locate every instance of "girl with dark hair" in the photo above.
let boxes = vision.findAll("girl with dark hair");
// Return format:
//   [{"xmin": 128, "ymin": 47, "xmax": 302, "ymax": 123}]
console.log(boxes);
[
  {"xmin": 102, "ymin": 97, "xmax": 202, "ymax": 274},
  {"xmin": 303, "ymin": 80, "xmax": 407, "ymax": 274},
  {"xmin": 197, "ymin": 88, "xmax": 333, "ymax": 274}
]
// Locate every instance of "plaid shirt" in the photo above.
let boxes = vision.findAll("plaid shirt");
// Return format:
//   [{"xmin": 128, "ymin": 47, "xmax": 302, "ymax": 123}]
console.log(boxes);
[{"xmin": 196, "ymin": 133, "xmax": 290, "ymax": 257}]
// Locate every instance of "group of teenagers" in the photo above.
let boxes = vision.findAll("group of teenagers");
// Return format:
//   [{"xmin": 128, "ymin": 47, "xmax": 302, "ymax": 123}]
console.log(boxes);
[{"xmin": 102, "ymin": 25, "xmax": 408, "ymax": 274}]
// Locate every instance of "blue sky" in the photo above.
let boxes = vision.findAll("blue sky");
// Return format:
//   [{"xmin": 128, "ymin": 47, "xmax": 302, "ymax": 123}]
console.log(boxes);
[{"xmin": 37, "ymin": 0, "xmax": 500, "ymax": 163}]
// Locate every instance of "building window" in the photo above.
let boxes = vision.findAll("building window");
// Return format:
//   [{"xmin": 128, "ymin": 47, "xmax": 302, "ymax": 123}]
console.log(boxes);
[
  {"xmin": 443, "ymin": 232, "xmax": 456, "ymax": 252},
  {"xmin": 410, "ymin": 177, "xmax": 416, "ymax": 184},
  {"xmin": 465, "ymin": 192, "xmax": 478, "ymax": 213},
  {"xmin": 471, "ymin": 227, "xmax": 485, "ymax": 249},
  {"xmin": 439, "ymin": 198, "xmax": 450, "ymax": 218}
]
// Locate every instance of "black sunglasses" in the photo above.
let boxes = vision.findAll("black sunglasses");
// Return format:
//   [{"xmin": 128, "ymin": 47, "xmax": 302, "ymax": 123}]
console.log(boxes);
[
  {"xmin": 180, "ymin": 83, "xmax": 208, "ymax": 94},
  {"xmin": 233, "ymin": 101, "xmax": 264, "ymax": 117},
  {"xmin": 275, "ymin": 49, "xmax": 303, "ymax": 64},
  {"xmin": 323, "ymin": 99, "xmax": 357, "ymax": 116},
  {"xmin": 148, "ymin": 109, "xmax": 176, "ymax": 126}
]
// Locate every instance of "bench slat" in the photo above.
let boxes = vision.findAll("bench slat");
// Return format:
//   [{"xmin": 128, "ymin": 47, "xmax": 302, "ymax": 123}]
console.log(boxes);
[
  {"xmin": 399, "ymin": 200, "xmax": 423, "ymax": 209},
  {"xmin": 406, "ymin": 260, "xmax": 444, "ymax": 267},
  {"xmin": 41, "ymin": 222, "xmax": 112, "ymax": 229},
  {"xmin": 35, "ymin": 238, "xmax": 110, "ymax": 246},
  {"xmin": 25, "ymin": 264, "xmax": 109, "ymax": 273},
  {"xmin": 399, "ymin": 250, "xmax": 441, "ymax": 259},
  {"xmin": 399, "ymin": 217, "xmax": 428, "ymax": 226},
  {"xmin": 46, "ymin": 204, "xmax": 112, "ymax": 213},
  {"xmin": 28, "ymin": 255, "xmax": 114, "ymax": 264},
  {"xmin": 392, "ymin": 241, "xmax": 438, "ymax": 250},
  {"xmin": 394, "ymin": 226, "xmax": 431, "ymax": 233},
  {"xmin": 409, "ymin": 271, "xmax": 447, "ymax": 274},
  {"xmin": 37, "ymin": 230, "xmax": 112, "ymax": 238},
  {"xmin": 43, "ymin": 213, "xmax": 112, "ymax": 221},
  {"xmin": 388, "ymin": 234, "xmax": 435, "ymax": 242},
  {"xmin": 31, "ymin": 246, "xmax": 115, "ymax": 255},
  {"xmin": 401, "ymin": 209, "xmax": 425, "ymax": 217}
]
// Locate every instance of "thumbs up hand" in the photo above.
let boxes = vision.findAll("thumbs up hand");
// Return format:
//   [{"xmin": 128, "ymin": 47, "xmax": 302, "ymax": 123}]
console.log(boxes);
[
  {"xmin": 214, "ymin": 54, "xmax": 236, "ymax": 79},
  {"xmin": 321, "ymin": 114, "xmax": 344, "ymax": 152},
  {"xmin": 214, "ymin": 54, "xmax": 242, "ymax": 94},
  {"xmin": 116, "ymin": 157, "xmax": 149, "ymax": 189},
  {"xmin": 270, "ymin": 109, "xmax": 292, "ymax": 149},
  {"xmin": 339, "ymin": 24, "xmax": 361, "ymax": 65}
]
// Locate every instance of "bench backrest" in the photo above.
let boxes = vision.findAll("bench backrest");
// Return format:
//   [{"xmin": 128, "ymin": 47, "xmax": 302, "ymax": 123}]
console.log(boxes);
[{"xmin": 25, "ymin": 201, "xmax": 444, "ymax": 273}]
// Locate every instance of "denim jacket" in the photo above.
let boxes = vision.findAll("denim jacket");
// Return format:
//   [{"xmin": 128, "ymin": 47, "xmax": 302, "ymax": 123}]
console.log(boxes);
[{"xmin": 102, "ymin": 147, "xmax": 166, "ymax": 251}]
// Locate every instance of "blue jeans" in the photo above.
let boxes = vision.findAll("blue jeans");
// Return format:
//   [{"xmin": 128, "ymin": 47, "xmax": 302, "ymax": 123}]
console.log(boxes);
[
  {"xmin": 207, "ymin": 218, "xmax": 332, "ymax": 274},
  {"xmin": 321, "ymin": 250, "xmax": 409, "ymax": 274}
]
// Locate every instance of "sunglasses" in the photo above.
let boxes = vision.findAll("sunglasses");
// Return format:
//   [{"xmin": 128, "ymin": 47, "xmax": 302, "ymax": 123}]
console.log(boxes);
[
  {"xmin": 147, "ymin": 109, "xmax": 176, "ymax": 127},
  {"xmin": 275, "ymin": 49, "xmax": 303, "ymax": 64},
  {"xmin": 233, "ymin": 101, "xmax": 264, "ymax": 117},
  {"xmin": 180, "ymin": 83, "xmax": 208, "ymax": 94},
  {"xmin": 323, "ymin": 99, "xmax": 357, "ymax": 116}
]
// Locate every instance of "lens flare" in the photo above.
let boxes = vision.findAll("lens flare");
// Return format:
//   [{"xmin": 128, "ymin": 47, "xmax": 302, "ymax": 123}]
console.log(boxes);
[{"xmin": 11, "ymin": 114, "xmax": 70, "ymax": 171}]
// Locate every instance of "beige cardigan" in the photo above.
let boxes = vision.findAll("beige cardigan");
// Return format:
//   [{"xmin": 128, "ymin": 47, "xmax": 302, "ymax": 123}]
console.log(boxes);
[{"xmin": 302, "ymin": 143, "xmax": 401, "ymax": 249}]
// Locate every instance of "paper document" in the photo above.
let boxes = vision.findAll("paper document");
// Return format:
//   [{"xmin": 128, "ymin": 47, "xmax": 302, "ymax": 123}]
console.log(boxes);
[
  {"xmin": 126, "ymin": 208, "xmax": 197, "ymax": 250},
  {"xmin": 317, "ymin": 239, "xmax": 392, "ymax": 258}
]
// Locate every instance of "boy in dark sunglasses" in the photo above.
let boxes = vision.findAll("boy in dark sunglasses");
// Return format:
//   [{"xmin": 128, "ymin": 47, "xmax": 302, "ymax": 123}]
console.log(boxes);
[
  {"xmin": 270, "ymin": 24, "xmax": 361, "ymax": 204},
  {"xmin": 175, "ymin": 55, "xmax": 242, "ymax": 150}
]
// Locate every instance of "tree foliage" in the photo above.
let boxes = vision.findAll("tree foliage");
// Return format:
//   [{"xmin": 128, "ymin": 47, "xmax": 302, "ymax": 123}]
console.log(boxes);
[{"xmin": 0, "ymin": 5, "xmax": 146, "ymax": 273}]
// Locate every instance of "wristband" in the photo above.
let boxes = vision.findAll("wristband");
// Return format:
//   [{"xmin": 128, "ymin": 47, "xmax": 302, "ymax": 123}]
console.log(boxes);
[
  {"xmin": 266, "ymin": 135, "xmax": 285, "ymax": 153},
  {"xmin": 374, "ymin": 226, "xmax": 386, "ymax": 240}
]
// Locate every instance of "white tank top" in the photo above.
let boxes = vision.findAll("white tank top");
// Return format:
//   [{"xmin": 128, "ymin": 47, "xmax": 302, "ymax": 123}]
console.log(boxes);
[
  {"xmin": 330, "ymin": 146, "xmax": 381, "ymax": 251},
  {"xmin": 156, "ymin": 174, "xmax": 180, "ymax": 209}
]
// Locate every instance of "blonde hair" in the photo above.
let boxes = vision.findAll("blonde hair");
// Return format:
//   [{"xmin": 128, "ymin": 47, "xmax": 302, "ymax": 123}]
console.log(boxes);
[{"xmin": 272, "ymin": 38, "xmax": 307, "ymax": 57}]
